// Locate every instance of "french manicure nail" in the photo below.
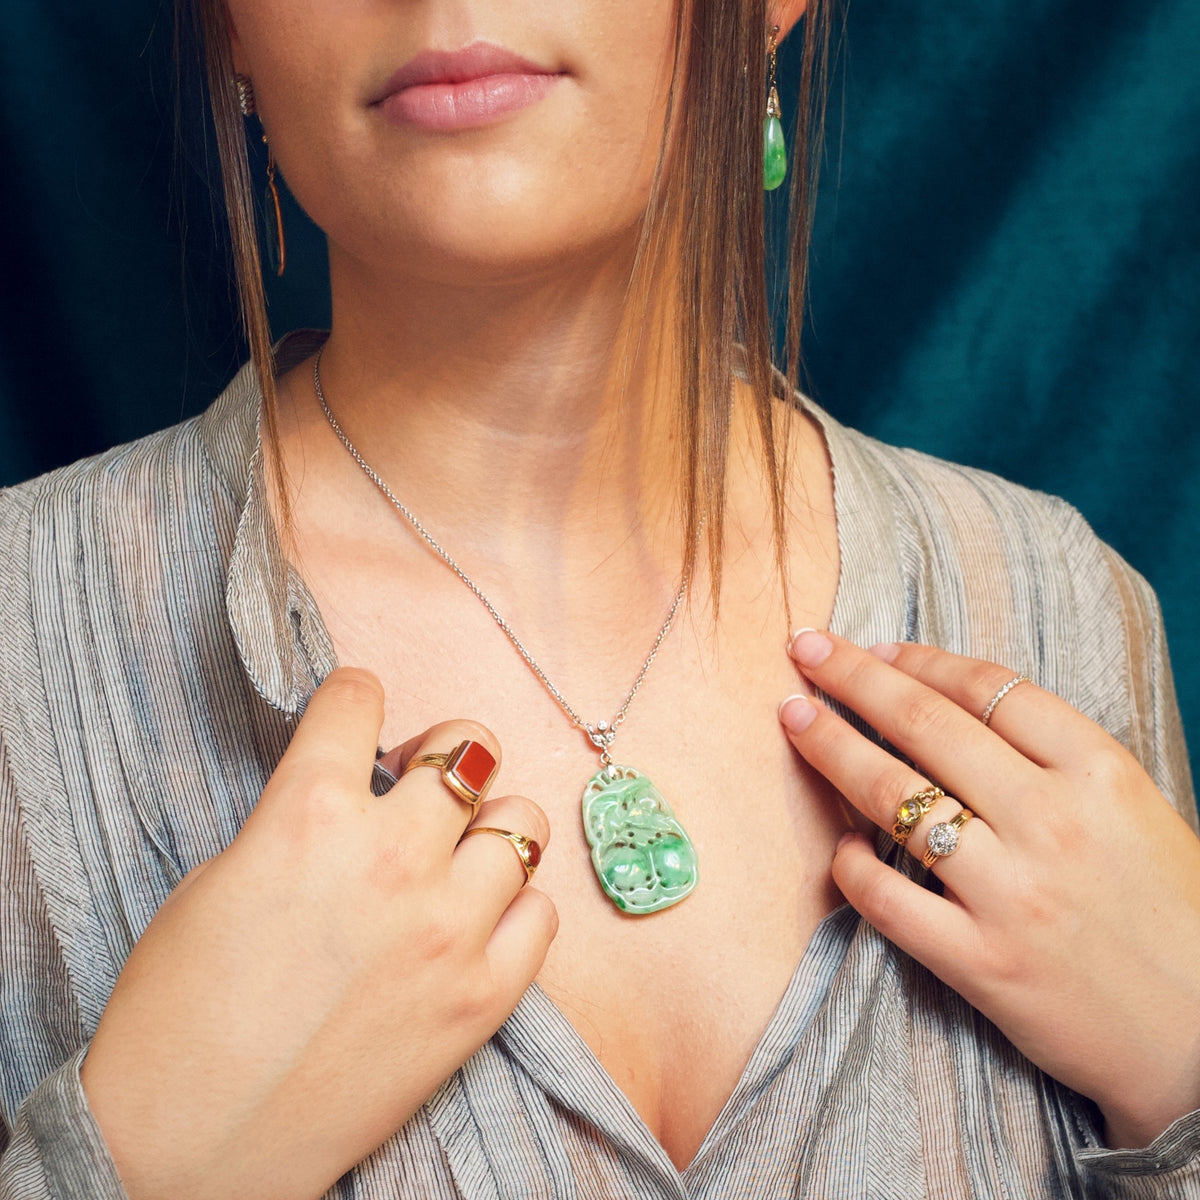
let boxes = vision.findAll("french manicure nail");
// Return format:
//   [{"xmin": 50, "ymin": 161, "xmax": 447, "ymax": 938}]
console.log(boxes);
[
  {"xmin": 789, "ymin": 629, "xmax": 834, "ymax": 668},
  {"xmin": 778, "ymin": 693, "xmax": 817, "ymax": 732}
]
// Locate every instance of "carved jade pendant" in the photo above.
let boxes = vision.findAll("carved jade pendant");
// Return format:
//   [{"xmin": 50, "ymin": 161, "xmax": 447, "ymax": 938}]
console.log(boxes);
[{"xmin": 581, "ymin": 765, "xmax": 698, "ymax": 914}]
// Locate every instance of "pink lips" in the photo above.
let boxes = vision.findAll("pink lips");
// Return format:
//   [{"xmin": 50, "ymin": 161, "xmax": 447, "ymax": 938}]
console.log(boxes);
[{"xmin": 374, "ymin": 42, "xmax": 563, "ymax": 131}]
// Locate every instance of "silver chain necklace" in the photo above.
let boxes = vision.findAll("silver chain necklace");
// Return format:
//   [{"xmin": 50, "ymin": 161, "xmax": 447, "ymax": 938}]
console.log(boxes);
[{"xmin": 313, "ymin": 349, "xmax": 699, "ymax": 914}]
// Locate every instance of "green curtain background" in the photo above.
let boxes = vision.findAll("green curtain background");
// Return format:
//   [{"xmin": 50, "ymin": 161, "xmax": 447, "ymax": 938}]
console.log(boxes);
[{"xmin": 2, "ymin": 3, "xmax": 1197, "ymax": 777}]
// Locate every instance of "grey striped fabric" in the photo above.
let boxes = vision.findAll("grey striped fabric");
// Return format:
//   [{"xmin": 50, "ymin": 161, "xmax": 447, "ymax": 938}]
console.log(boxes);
[{"xmin": 2, "ymin": 332, "xmax": 1198, "ymax": 1199}]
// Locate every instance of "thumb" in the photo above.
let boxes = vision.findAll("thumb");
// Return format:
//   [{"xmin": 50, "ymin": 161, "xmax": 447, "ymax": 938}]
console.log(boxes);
[{"xmin": 265, "ymin": 667, "xmax": 387, "ymax": 801}]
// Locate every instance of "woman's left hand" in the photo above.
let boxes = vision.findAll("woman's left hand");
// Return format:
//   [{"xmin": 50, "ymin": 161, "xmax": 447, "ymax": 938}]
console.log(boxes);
[{"xmin": 779, "ymin": 630, "xmax": 1200, "ymax": 1150}]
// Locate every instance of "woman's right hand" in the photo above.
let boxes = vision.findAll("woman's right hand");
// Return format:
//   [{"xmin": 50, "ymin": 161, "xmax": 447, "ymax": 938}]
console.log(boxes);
[{"xmin": 79, "ymin": 667, "xmax": 556, "ymax": 1200}]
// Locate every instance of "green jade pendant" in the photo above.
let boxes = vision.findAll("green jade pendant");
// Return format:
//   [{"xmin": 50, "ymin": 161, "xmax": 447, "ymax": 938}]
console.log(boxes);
[{"xmin": 581, "ymin": 738, "xmax": 698, "ymax": 914}]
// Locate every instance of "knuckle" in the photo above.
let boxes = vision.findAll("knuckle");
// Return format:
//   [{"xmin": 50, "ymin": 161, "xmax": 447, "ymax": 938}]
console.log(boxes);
[
  {"xmin": 527, "ymin": 888, "xmax": 560, "ymax": 942},
  {"xmin": 1019, "ymin": 882, "xmax": 1058, "ymax": 935},
  {"xmin": 448, "ymin": 970, "xmax": 499, "ymax": 1026},
  {"xmin": 1083, "ymin": 743, "xmax": 1135, "ymax": 795},
  {"xmin": 477, "ymin": 794, "xmax": 551, "ymax": 848},
  {"xmin": 895, "ymin": 643, "xmax": 937, "ymax": 673},
  {"xmin": 969, "ymin": 662, "xmax": 1010, "ymax": 701},
  {"xmin": 295, "ymin": 778, "xmax": 345, "ymax": 826},
  {"xmin": 418, "ymin": 718, "xmax": 501, "ymax": 765},
  {"xmin": 800, "ymin": 708, "xmax": 844, "ymax": 762},
  {"xmin": 321, "ymin": 667, "xmax": 385, "ymax": 709},
  {"xmin": 1018, "ymin": 781, "xmax": 1081, "ymax": 852},
  {"xmin": 1033, "ymin": 806, "xmax": 1075, "ymax": 856},
  {"xmin": 838, "ymin": 653, "xmax": 878, "ymax": 696},
  {"xmin": 365, "ymin": 837, "xmax": 423, "ymax": 894},
  {"xmin": 865, "ymin": 765, "xmax": 915, "ymax": 824},
  {"xmin": 892, "ymin": 691, "xmax": 952, "ymax": 745},
  {"xmin": 412, "ymin": 909, "xmax": 462, "ymax": 964},
  {"xmin": 974, "ymin": 929, "xmax": 1025, "ymax": 991},
  {"xmin": 851, "ymin": 865, "xmax": 894, "ymax": 923}
]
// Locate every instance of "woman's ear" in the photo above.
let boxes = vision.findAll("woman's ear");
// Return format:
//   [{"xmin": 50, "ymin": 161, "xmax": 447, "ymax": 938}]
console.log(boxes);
[
  {"xmin": 772, "ymin": 0, "xmax": 808, "ymax": 41},
  {"xmin": 225, "ymin": 5, "xmax": 248, "ymax": 74}
]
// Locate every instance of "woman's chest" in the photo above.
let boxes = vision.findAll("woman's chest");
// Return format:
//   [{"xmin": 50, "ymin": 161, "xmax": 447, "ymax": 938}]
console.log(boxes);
[{"xmin": 316, "ymin": 580, "xmax": 851, "ymax": 1167}]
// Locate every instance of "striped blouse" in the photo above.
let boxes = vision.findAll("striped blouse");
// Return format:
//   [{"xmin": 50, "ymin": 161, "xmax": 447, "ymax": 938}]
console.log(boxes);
[{"xmin": 2, "ymin": 333, "xmax": 1198, "ymax": 1199}]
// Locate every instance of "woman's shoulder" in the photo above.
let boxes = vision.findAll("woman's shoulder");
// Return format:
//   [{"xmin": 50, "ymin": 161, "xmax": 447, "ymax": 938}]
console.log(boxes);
[
  {"xmin": 804, "ymin": 396, "xmax": 1192, "ymax": 813},
  {"xmin": 803, "ymin": 395, "xmax": 1128, "ymax": 591},
  {"xmin": 808, "ymin": 397, "xmax": 1074, "ymax": 527},
  {"xmin": 1, "ymin": 419, "xmax": 196, "ymax": 536},
  {"xmin": 0, "ymin": 364, "xmax": 264, "ymax": 732},
  {"xmin": 0, "ymin": 361, "xmax": 261, "ymax": 561}
]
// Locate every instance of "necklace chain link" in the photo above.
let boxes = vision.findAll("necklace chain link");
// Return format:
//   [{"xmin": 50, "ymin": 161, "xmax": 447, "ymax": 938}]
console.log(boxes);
[{"xmin": 312, "ymin": 350, "xmax": 691, "ymax": 761}]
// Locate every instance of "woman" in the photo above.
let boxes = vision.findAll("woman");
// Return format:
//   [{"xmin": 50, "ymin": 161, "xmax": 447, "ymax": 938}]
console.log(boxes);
[{"xmin": 1, "ymin": 0, "xmax": 1198, "ymax": 1196}]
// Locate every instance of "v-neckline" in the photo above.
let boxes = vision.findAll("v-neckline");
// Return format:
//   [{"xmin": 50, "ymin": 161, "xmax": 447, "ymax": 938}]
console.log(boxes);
[
  {"xmin": 492, "ymin": 904, "xmax": 861, "ymax": 1180},
  {"xmin": 483, "ymin": 395, "xmax": 908, "ymax": 1180}
]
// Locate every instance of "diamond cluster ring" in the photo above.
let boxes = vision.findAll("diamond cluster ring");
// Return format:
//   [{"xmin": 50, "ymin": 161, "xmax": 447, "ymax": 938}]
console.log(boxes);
[{"xmin": 921, "ymin": 808, "xmax": 975, "ymax": 869}]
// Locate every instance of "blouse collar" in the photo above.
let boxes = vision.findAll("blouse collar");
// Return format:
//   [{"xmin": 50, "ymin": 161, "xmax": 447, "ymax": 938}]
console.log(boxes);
[{"xmin": 195, "ymin": 330, "xmax": 336, "ymax": 717}]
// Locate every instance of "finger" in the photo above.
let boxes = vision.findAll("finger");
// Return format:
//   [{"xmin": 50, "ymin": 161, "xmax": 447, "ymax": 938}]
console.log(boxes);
[
  {"xmin": 270, "ymin": 668, "xmax": 386, "ymax": 795},
  {"xmin": 387, "ymin": 719, "xmax": 503, "ymax": 844},
  {"xmin": 451, "ymin": 794, "xmax": 551, "ymax": 920},
  {"xmin": 788, "ymin": 630, "xmax": 1037, "ymax": 819},
  {"xmin": 375, "ymin": 735, "xmax": 421, "ymax": 782},
  {"xmin": 832, "ymin": 833, "xmax": 983, "ymax": 1000},
  {"xmin": 482, "ymin": 884, "xmax": 559, "ymax": 1004},
  {"xmin": 869, "ymin": 641, "xmax": 1108, "ymax": 768},
  {"xmin": 780, "ymin": 693, "xmax": 1005, "ymax": 888}
]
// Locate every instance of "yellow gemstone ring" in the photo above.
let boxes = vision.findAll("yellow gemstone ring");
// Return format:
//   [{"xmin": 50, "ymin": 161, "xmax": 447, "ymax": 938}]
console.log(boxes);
[{"xmin": 891, "ymin": 786, "xmax": 945, "ymax": 846}]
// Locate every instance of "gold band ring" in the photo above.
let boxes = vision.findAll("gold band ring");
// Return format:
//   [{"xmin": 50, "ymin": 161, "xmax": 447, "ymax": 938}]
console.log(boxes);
[
  {"xmin": 891, "ymin": 786, "xmax": 945, "ymax": 846},
  {"xmin": 403, "ymin": 740, "xmax": 498, "ymax": 817},
  {"xmin": 922, "ymin": 807, "xmax": 975, "ymax": 869},
  {"xmin": 460, "ymin": 826, "xmax": 542, "ymax": 884},
  {"xmin": 981, "ymin": 674, "xmax": 1032, "ymax": 726}
]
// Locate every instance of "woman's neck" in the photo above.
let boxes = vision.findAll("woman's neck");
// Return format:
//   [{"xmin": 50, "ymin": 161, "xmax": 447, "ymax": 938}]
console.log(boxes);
[{"xmin": 276, "ymin": 240, "xmax": 688, "ymax": 581}]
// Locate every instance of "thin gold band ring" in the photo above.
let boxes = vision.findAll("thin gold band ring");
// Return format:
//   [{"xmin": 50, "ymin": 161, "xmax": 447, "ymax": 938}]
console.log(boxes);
[{"xmin": 460, "ymin": 826, "xmax": 542, "ymax": 884}]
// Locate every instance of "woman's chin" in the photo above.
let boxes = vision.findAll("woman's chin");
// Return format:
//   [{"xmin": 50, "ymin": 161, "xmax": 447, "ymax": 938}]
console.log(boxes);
[{"xmin": 327, "ymin": 212, "xmax": 642, "ymax": 294}]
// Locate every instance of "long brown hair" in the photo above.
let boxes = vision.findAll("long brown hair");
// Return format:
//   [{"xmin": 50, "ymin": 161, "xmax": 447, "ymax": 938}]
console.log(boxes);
[{"xmin": 179, "ymin": 0, "xmax": 835, "ymax": 611}]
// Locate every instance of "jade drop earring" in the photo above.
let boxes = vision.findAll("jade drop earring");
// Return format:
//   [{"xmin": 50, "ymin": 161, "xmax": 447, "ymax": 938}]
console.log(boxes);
[{"xmin": 763, "ymin": 25, "xmax": 787, "ymax": 191}]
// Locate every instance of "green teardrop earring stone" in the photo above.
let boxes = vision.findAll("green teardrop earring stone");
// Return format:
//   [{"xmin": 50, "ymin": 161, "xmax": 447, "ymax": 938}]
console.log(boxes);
[{"xmin": 763, "ymin": 116, "xmax": 787, "ymax": 191}]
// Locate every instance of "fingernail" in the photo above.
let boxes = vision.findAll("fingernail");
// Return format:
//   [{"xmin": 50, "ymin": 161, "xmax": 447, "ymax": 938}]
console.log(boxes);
[
  {"xmin": 869, "ymin": 642, "xmax": 899, "ymax": 663},
  {"xmin": 778, "ymin": 693, "xmax": 817, "ymax": 732},
  {"xmin": 789, "ymin": 629, "xmax": 834, "ymax": 668},
  {"xmin": 836, "ymin": 831, "xmax": 858, "ymax": 851}
]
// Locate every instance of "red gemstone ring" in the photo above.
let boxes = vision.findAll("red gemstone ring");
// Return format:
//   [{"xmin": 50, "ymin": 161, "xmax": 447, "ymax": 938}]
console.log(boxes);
[
  {"xmin": 403, "ymin": 740, "xmax": 498, "ymax": 816},
  {"xmin": 459, "ymin": 826, "xmax": 542, "ymax": 885}
]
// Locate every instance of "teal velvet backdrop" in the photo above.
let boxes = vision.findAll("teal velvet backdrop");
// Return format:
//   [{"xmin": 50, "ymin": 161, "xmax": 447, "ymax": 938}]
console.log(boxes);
[{"xmin": 2, "ymin": 3, "xmax": 1197, "ymax": 775}]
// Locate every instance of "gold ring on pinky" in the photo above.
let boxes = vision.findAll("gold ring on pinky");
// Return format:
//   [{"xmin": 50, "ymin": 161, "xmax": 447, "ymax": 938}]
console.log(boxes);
[
  {"xmin": 980, "ymin": 674, "xmax": 1032, "ymax": 726},
  {"xmin": 921, "ymin": 808, "xmax": 975, "ymax": 869},
  {"xmin": 403, "ymin": 740, "xmax": 498, "ymax": 817},
  {"xmin": 891, "ymin": 786, "xmax": 945, "ymax": 846},
  {"xmin": 460, "ymin": 827, "xmax": 543, "ymax": 884}
]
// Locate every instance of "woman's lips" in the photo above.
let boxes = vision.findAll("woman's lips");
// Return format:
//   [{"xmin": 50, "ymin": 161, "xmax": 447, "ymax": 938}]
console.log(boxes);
[{"xmin": 374, "ymin": 42, "xmax": 563, "ymax": 131}]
